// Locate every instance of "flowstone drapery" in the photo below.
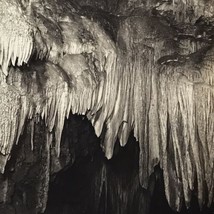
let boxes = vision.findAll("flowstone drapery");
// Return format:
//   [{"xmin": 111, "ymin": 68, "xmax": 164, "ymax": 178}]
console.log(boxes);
[{"xmin": 0, "ymin": 0, "xmax": 214, "ymax": 213}]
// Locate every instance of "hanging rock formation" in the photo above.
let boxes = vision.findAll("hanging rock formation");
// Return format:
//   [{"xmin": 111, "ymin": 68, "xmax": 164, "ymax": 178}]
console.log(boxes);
[{"xmin": 0, "ymin": 0, "xmax": 214, "ymax": 213}]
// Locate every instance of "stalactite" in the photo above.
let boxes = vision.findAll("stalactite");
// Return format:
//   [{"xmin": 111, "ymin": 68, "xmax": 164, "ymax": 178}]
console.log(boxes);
[
  {"xmin": 1, "ymin": 0, "xmax": 214, "ymax": 213},
  {"xmin": 111, "ymin": 13, "xmax": 214, "ymax": 211},
  {"xmin": 0, "ymin": 1, "xmax": 33, "ymax": 77},
  {"xmin": 30, "ymin": 119, "xmax": 35, "ymax": 150}
]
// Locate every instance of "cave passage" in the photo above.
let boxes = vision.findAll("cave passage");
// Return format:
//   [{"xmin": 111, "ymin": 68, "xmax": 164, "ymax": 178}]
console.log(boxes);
[
  {"xmin": 45, "ymin": 115, "xmax": 151, "ymax": 214},
  {"xmin": 44, "ymin": 115, "xmax": 214, "ymax": 214}
]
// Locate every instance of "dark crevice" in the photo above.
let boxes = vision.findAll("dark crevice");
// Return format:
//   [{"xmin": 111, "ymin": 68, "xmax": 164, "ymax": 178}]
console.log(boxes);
[{"xmin": 44, "ymin": 115, "xmax": 152, "ymax": 214}]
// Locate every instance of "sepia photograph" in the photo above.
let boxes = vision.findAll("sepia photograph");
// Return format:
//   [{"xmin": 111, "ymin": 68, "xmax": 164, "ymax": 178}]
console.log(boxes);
[{"xmin": 0, "ymin": 0, "xmax": 214, "ymax": 213}]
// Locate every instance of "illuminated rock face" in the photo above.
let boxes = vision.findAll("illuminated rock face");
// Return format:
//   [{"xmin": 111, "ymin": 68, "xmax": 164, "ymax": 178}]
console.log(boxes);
[{"xmin": 0, "ymin": 0, "xmax": 214, "ymax": 213}]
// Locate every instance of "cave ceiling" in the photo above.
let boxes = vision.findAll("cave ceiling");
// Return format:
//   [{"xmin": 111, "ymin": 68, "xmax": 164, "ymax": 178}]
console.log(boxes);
[{"xmin": 0, "ymin": 0, "xmax": 214, "ymax": 212}]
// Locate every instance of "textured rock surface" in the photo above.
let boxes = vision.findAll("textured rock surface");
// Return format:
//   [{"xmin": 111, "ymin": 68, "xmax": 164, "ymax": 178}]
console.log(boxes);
[{"xmin": 0, "ymin": 0, "xmax": 214, "ymax": 213}]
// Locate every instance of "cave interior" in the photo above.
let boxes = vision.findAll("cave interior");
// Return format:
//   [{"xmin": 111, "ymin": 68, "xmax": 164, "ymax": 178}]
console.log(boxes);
[{"xmin": 0, "ymin": 0, "xmax": 214, "ymax": 213}]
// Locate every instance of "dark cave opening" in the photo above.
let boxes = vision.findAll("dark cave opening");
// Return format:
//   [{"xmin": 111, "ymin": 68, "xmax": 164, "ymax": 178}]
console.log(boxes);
[
  {"xmin": 45, "ymin": 115, "xmax": 151, "ymax": 214},
  {"xmin": 43, "ymin": 115, "xmax": 214, "ymax": 214}
]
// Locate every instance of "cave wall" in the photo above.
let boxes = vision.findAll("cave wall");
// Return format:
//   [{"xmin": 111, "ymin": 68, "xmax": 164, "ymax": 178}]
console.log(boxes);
[
  {"xmin": 0, "ymin": 0, "xmax": 214, "ymax": 213},
  {"xmin": 0, "ymin": 115, "xmax": 154, "ymax": 214}
]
